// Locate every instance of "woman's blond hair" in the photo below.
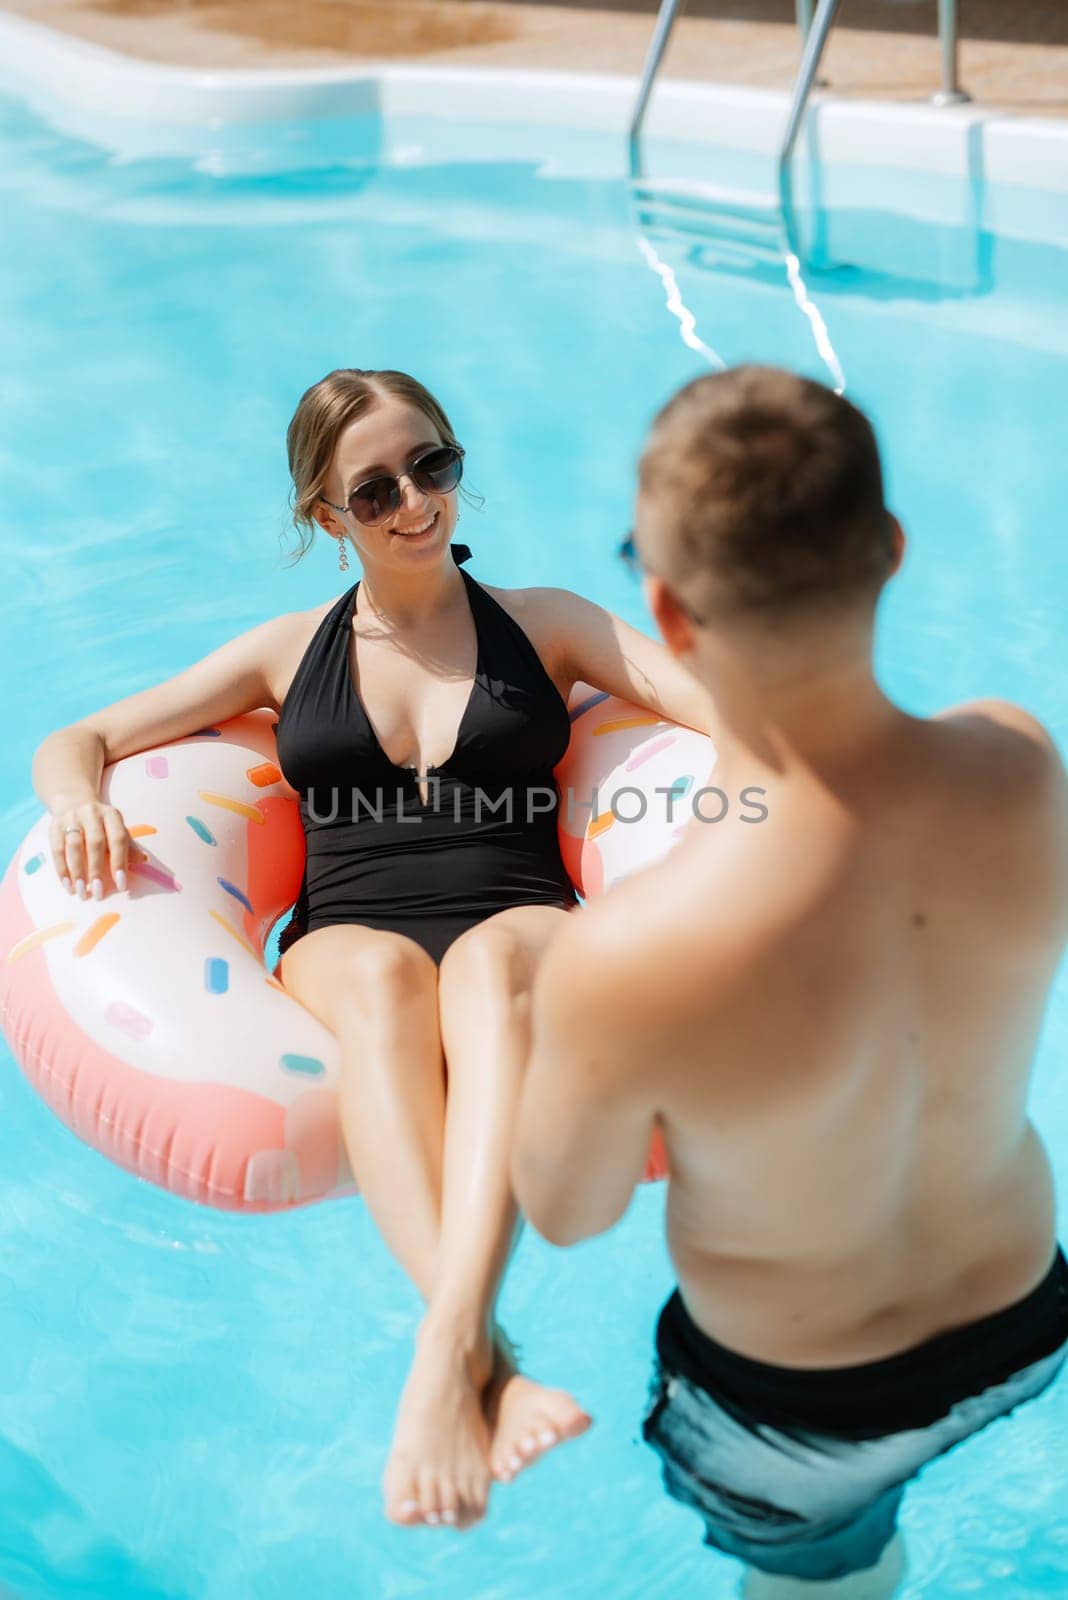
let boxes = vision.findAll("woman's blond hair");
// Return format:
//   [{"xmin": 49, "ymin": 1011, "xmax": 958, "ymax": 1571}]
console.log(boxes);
[{"xmin": 282, "ymin": 368, "xmax": 464, "ymax": 567}]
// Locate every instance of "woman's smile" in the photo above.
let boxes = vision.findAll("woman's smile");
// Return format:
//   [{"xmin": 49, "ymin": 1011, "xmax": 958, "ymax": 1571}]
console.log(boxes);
[{"xmin": 391, "ymin": 509, "xmax": 440, "ymax": 541}]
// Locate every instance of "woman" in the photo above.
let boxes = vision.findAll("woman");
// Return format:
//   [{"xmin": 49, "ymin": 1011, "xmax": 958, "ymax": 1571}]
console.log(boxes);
[{"xmin": 33, "ymin": 368, "xmax": 713, "ymax": 1533}]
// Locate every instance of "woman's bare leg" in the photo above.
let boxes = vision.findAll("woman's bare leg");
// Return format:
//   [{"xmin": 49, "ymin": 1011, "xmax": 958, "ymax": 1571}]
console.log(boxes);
[
  {"xmin": 397, "ymin": 906, "xmax": 590, "ymax": 1494},
  {"xmin": 280, "ymin": 926, "xmax": 495, "ymax": 1529},
  {"xmin": 278, "ymin": 911, "xmax": 588, "ymax": 1531},
  {"xmin": 278, "ymin": 925, "xmax": 445, "ymax": 1301}
]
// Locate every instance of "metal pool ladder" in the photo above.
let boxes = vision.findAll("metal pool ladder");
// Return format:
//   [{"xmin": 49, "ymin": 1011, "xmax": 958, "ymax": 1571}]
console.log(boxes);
[
  {"xmin": 628, "ymin": 0, "xmax": 970, "ymax": 180},
  {"xmin": 626, "ymin": 2, "xmax": 979, "ymax": 395}
]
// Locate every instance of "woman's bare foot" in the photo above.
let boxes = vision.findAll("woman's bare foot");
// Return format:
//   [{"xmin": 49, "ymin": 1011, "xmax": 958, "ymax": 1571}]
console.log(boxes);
[
  {"xmin": 485, "ymin": 1330, "xmax": 592, "ymax": 1485},
  {"xmin": 382, "ymin": 1320, "xmax": 496, "ymax": 1531}
]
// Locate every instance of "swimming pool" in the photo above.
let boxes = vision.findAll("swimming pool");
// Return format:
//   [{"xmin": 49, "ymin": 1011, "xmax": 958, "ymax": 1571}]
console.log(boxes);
[{"xmin": 1, "ymin": 45, "xmax": 1067, "ymax": 1600}]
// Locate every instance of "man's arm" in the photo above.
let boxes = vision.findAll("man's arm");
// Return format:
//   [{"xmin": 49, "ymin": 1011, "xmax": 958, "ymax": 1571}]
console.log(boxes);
[{"xmin": 512, "ymin": 911, "xmax": 657, "ymax": 1247}]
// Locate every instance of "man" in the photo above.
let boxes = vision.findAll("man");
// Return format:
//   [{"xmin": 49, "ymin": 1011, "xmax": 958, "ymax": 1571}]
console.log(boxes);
[{"xmin": 513, "ymin": 366, "xmax": 1068, "ymax": 1598}]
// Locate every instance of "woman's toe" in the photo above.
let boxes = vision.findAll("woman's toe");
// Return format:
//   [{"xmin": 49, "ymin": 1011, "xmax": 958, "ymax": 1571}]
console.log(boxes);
[
  {"xmin": 387, "ymin": 1492, "xmax": 421, "ymax": 1526},
  {"xmin": 383, "ymin": 1463, "xmax": 421, "ymax": 1524},
  {"xmin": 461, "ymin": 1472, "xmax": 488, "ymax": 1525},
  {"xmin": 534, "ymin": 1421, "xmax": 559, "ymax": 1454},
  {"xmin": 418, "ymin": 1469, "xmax": 442, "ymax": 1526},
  {"xmin": 439, "ymin": 1491, "xmax": 460, "ymax": 1528}
]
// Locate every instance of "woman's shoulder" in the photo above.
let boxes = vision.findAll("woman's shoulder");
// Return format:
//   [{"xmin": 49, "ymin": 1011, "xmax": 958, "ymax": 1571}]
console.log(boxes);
[
  {"xmin": 264, "ymin": 587, "xmax": 353, "ymax": 710},
  {"xmin": 479, "ymin": 581, "xmax": 598, "ymax": 642},
  {"xmin": 476, "ymin": 582, "xmax": 597, "ymax": 691},
  {"xmin": 478, "ymin": 581, "xmax": 555, "ymax": 638},
  {"xmin": 479, "ymin": 580, "xmax": 584, "ymax": 625}
]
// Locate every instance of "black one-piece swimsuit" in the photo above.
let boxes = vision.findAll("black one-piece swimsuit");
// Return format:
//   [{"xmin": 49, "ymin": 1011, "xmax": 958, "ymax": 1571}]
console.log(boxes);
[{"xmin": 273, "ymin": 545, "xmax": 578, "ymax": 964}]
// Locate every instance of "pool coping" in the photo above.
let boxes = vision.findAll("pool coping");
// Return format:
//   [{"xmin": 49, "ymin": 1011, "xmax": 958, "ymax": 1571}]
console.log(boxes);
[{"xmin": 2, "ymin": 7, "xmax": 1067, "ymax": 195}]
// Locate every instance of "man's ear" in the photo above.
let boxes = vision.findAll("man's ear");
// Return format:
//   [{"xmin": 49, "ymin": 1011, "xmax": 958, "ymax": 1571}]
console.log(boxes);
[
  {"xmin": 646, "ymin": 575, "xmax": 696, "ymax": 657},
  {"xmin": 888, "ymin": 514, "xmax": 906, "ymax": 576}
]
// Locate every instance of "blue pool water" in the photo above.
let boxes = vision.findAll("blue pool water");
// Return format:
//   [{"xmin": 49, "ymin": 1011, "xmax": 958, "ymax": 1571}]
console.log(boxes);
[{"xmin": 0, "ymin": 88, "xmax": 1066, "ymax": 1599}]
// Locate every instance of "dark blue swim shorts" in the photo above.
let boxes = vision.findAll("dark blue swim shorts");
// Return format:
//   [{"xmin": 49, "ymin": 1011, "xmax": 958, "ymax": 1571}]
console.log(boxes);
[{"xmin": 642, "ymin": 1248, "xmax": 1068, "ymax": 1583}]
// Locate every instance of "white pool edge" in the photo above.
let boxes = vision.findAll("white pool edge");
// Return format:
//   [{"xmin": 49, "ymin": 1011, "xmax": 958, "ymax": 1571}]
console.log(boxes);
[{"xmin": 1, "ymin": 8, "xmax": 1067, "ymax": 194}]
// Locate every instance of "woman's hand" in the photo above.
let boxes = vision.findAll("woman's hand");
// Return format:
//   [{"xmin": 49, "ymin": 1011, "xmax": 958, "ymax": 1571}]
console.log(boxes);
[{"xmin": 48, "ymin": 800, "xmax": 133, "ymax": 900}]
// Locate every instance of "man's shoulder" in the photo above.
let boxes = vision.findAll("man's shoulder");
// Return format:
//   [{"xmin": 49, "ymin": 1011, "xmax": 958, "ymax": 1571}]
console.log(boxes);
[
  {"xmin": 932, "ymin": 699, "xmax": 1066, "ymax": 795},
  {"xmin": 927, "ymin": 700, "xmax": 1068, "ymax": 921},
  {"xmin": 936, "ymin": 697, "xmax": 1057, "ymax": 746}
]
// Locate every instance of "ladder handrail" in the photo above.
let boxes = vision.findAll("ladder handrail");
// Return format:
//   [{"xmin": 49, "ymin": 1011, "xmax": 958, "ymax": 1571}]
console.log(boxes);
[
  {"xmin": 628, "ymin": 0, "xmax": 968, "ymax": 180},
  {"xmin": 779, "ymin": 0, "xmax": 842, "ymax": 172},
  {"xmin": 627, "ymin": 0, "xmax": 684, "ymax": 176},
  {"xmin": 934, "ymin": 0, "xmax": 970, "ymax": 106}
]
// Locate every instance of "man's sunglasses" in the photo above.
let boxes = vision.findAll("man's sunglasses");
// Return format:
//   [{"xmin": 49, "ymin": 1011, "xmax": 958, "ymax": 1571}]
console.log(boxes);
[
  {"xmin": 320, "ymin": 444, "xmax": 465, "ymax": 527},
  {"xmin": 618, "ymin": 531, "xmax": 706, "ymax": 625}
]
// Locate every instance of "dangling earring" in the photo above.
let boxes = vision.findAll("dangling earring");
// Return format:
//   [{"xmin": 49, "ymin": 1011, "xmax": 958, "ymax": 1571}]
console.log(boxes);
[{"xmin": 337, "ymin": 535, "xmax": 349, "ymax": 573}]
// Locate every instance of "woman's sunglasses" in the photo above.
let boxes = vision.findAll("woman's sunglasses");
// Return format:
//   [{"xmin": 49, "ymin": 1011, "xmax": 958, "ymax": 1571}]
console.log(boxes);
[{"xmin": 321, "ymin": 444, "xmax": 465, "ymax": 527}]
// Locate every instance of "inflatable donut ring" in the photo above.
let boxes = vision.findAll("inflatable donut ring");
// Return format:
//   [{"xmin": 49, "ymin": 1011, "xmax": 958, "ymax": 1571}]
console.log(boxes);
[{"xmin": 0, "ymin": 692, "xmax": 714, "ymax": 1211}]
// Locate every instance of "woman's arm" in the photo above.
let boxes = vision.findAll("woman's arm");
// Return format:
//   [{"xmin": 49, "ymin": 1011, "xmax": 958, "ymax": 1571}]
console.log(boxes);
[
  {"xmin": 520, "ymin": 589, "xmax": 714, "ymax": 733},
  {"xmin": 33, "ymin": 611, "xmax": 294, "ymax": 899}
]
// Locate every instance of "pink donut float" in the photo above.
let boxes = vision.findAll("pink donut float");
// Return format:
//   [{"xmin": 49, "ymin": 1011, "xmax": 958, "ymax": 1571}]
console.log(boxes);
[{"xmin": 0, "ymin": 693, "xmax": 714, "ymax": 1211}]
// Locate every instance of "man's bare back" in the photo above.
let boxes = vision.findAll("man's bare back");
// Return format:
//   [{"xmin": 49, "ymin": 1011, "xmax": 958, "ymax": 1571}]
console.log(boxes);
[
  {"xmin": 625, "ymin": 698, "xmax": 1065, "ymax": 1367},
  {"xmin": 516, "ymin": 367, "xmax": 1067, "ymax": 1594}
]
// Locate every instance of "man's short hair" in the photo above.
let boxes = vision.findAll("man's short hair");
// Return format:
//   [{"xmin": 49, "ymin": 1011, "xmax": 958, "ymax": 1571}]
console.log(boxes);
[{"xmin": 638, "ymin": 366, "xmax": 895, "ymax": 623}]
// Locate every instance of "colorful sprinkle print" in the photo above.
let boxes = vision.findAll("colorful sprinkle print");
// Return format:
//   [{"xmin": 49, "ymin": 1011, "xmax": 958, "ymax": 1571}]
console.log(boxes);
[
  {"xmin": 129, "ymin": 825, "xmax": 157, "ymax": 838},
  {"xmin": 671, "ymin": 775, "xmax": 695, "ymax": 798},
  {"xmin": 5, "ymin": 921, "xmax": 76, "ymax": 963},
  {"xmin": 592, "ymin": 716, "xmax": 664, "ymax": 737},
  {"xmin": 589, "ymin": 811, "xmax": 616, "ymax": 840},
  {"xmin": 104, "ymin": 1000, "xmax": 154, "ymax": 1040},
  {"xmin": 246, "ymin": 762, "xmax": 282, "ymax": 788},
  {"xmin": 23, "ymin": 852, "xmax": 45, "ymax": 875},
  {"xmin": 204, "ymin": 957, "xmax": 229, "ymax": 995},
  {"xmin": 625, "ymin": 734, "xmax": 678, "ymax": 772},
  {"xmin": 218, "ymin": 878, "xmax": 253, "ymax": 914},
  {"xmin": 280, "ymin": 1053, "xmax": 325, "ymax": 1078},
  {"xmin": 568, "ymin": 690, "xmax": 611, "ymax": 723},
  {"xmin": 208, "ymin": 910, "xmax": 260, "ymax": 962},
  {"xmin": 73, "ymin": 913, "xmax": 121, "ymax": 958},
  {"xmin": 186, "ymin": 816, "xmax": 216, "ymax": 845},
  {"xmin": 197, "ymin": 791, "xmax": 265, "ymax": 824},
  {"xmin": 145, "ymin": 756, "xmax": 169, "ymax": 779}
]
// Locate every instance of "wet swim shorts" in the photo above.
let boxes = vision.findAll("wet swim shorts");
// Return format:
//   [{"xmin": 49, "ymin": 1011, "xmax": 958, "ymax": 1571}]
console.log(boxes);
[{"xmin": 642, "ymin": 1248, "xmax": 1068, "ymax": 1582}]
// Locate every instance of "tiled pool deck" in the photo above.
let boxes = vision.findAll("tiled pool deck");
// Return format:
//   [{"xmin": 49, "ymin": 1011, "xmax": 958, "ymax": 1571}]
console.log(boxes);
[{"xmin": 4, "ymin": 0, "xmax": 1067, "ymax": 118}]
